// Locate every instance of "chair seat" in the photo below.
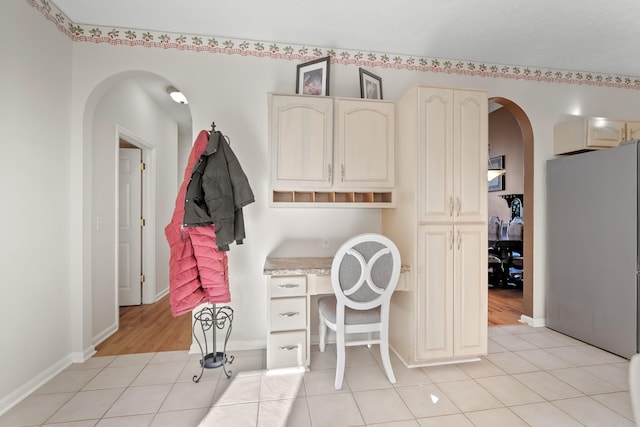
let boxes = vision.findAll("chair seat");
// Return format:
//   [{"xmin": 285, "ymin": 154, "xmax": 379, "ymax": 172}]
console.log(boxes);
[{"xmin": 318, "ymin": 296, "xmax": 381, "ymax": 325}]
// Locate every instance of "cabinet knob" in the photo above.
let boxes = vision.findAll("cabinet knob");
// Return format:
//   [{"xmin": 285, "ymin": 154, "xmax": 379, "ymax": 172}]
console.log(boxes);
[
  {"xmin": 278, "ymin": 283, "xmax": 299, "ymax": 289},
  {"xmin": 449, "ymin": 197, "xmax": 454, "ymax": 217},
  {"xmin": 328, "ymin": 164, "xmax": 332, "ymax": 182}
]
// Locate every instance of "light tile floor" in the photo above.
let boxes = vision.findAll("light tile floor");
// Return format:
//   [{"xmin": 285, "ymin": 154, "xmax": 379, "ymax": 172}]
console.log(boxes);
[{"xmin": 0, "ymin": 325, "xmax": 635, "ymax": 426}]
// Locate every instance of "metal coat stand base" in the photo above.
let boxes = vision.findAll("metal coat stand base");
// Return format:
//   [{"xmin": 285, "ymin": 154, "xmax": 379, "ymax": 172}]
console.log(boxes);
[{"xmin": 192, "ymin": 305, "xmax": 234, "ymax": 382}]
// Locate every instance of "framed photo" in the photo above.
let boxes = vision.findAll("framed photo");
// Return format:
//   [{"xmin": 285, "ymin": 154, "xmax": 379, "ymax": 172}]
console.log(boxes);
[
  {"xmin": 359, "ymin": 68, "xmax": 383, "ymax": 100},
  {"xmin": 296, "ymin": 57, "xmax": 330, "ymax": 96},
  {"xmin": 488, "ymin": 155, "xmax": 505, "ymax": 192}
]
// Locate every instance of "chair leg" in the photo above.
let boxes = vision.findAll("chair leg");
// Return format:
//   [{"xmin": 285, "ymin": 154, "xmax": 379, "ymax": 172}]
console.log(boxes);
[
  {"xmin": 335, "ymin": 329, "xmax": 345, "ymax": 390},
  {"xmin": 318, "ymin": 308, "xmax": 327, "ymax": 353},
  {"xmin": 379, "ymin": 328, "xmax": 396, "ymax": 384}
]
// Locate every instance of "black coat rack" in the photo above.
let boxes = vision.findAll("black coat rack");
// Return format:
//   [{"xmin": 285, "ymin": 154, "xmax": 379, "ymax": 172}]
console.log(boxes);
[
  {"xmin": 192, "ymin": 304, "xmax": 234, "ymax": 382},
  {"xmin": 191, "ymin": 120, "xmax": 235, "ymax": 383}
]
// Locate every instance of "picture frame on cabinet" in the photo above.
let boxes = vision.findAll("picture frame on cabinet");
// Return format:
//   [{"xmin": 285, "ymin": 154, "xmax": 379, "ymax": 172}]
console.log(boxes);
[
  {"xmin": 296, "ymin": 56, "xmax": 330, "ymax": 96},
  {"xmin": 488, "ymin": 155, "xmax": 505, "ymax": 192},
  {"xmin": 359, "ymin": 68, "xmax": 383, "ymax": 100}
]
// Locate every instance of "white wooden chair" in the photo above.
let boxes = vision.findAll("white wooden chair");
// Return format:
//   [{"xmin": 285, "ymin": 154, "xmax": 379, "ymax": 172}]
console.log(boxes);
[{"xmin": 318, "ymin": 233, "xmax": 401, "ymax": 390}]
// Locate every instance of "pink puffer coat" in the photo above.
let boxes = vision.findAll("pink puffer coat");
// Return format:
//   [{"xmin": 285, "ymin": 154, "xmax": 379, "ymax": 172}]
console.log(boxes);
[{"xmin": 164, "ymin": 130, "xmax": 230, "ymax": 317}]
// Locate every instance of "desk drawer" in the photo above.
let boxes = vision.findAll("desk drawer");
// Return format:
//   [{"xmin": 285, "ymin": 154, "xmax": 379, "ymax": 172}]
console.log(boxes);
[
  {"xmin": 269, "ymin": 331, "xmax": 307, "ymax": 369},
  {"xmin": 270, "ymin": 297, "xmax": 306, "ymax": 331},
  {"xmin": 270, "ymin": 276, "xmax": 307, "ymax": 297}
]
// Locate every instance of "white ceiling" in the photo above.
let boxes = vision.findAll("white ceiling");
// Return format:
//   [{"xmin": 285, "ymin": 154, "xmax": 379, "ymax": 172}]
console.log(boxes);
[{"xmin": 51, "ymin": 0, "xmax": 640, "ymax": 78}]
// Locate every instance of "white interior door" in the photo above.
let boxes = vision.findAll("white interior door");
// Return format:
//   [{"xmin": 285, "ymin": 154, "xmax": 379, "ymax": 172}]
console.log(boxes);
[{"xmin": 118, "ymin": 148, "xmax": 142, "ymax": 306}]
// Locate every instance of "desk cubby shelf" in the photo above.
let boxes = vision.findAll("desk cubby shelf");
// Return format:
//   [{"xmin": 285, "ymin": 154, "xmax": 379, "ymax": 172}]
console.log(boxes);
[{"xmin": 271, "ymin": 190, "xmax": 393, "ymax": 207}]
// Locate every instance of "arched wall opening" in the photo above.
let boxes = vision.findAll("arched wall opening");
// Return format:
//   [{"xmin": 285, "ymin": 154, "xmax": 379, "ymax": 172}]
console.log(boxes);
[
  {"xmin": 488, "ymin": 97, "xmax": 534, "ymax": 319},
  {"xmin": 81, "ymin": 70, "xmax": 193, "ymax": 351}
]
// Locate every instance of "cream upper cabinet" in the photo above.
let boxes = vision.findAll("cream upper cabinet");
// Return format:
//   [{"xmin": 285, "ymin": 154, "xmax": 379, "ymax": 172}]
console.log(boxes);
[
  {"xmin": 418, "ymin": 88, "xmax": 487, "ymax": 223},
  {"xmin": 269, "ymin": 94, "xmax": 333, "ymax": 189},
  {"xmin": 335, "ymin": 98, "xmax": 395, "ymax": 189},
  {"xmin": 269, "ymin": 93, "xmax": 395, "ymax": 206},
  {"xmin": 382, "ymin": 84, "xmax": 487, "ymax": 366},
  {"xmin": 554, "ymin": 116, "xmax": 640, "ymax": 155}
]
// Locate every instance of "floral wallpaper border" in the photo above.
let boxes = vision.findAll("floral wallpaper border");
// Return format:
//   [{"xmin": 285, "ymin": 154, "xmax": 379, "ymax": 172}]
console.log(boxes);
[{"xmin": 31, "ymin": 0, "xmax": 640, "ymax": 90}]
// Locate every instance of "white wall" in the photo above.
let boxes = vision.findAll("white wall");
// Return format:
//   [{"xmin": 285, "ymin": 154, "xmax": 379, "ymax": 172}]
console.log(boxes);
[
  {"xmin": 69, "ymin": 45, "xmax": 640, "ymax": 351},
  {"xmin": 5, "ymin": 0, "xmax": 640, "ymax": 414},
  {"xmin": 0, "ymin": 0, "xmax": 73, "ymax": 412},
  {"xmin": 91, "ymin": 78, "xmax": 179, "ymax": 341},
  {"xmin": 70, "ymin": 45, "xmax": 386, "ymax": 350}
]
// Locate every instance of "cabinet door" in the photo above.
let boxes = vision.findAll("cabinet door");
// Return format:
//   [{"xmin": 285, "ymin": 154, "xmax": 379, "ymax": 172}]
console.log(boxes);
[
  {"xmin": 416, "ymin": 224, "xmax": 454, "ymax": 360},
  {"xmin": 586, "ymin": 118, "xmax": 625, "ymax": 148},
  {"xmin": 418, "ymin": 88, "xmax": 454, "ymax": 223},
  {"xmin": 270, "ymin": 95, "xmax": 333, "ymax": 189},
  {"xmin": 453, "ymin": 90, "xmax": 488, "ymax": 223},
  {"xmin": 555, "ymin": 117, "xmax": 625, "ymax": 154},
  {"xmin": 453, "ymin": 224, "xmax": 488, "ymax": 357},
  {"xmin": 626, "ymin": 121, "xmax": 640, "ymax": 140},
  {"xmin": 335, "ymin": 99, "xmax": 395, "ymax": 188},
  {"xmin": 418, "ymin": 88, "xmax": 487, "ymax": 223}
]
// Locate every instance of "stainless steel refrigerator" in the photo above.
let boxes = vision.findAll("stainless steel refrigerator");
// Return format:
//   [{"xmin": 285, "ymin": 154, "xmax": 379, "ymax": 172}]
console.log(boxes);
[{"xmin": 547, "ymin": 141, "xmax": 639, "ymax": 358}]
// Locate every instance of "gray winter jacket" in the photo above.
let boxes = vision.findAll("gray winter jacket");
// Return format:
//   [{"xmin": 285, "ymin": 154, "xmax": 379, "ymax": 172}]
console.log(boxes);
[{"xmin": 183, "ymin": 130, "xmax": 255, "ymax": 251}]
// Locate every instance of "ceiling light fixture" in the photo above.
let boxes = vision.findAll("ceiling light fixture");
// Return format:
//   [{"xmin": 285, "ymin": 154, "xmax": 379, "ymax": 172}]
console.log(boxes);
[{"xmin": 167, "ymin": 86, "xmax": 188, "ymax": 104}]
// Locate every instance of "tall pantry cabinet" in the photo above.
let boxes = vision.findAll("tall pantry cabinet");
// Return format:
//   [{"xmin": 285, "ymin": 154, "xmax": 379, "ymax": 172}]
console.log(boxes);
[{"xmin": 382, "ymin": 85, "xmax": 488, "ymax": 365}]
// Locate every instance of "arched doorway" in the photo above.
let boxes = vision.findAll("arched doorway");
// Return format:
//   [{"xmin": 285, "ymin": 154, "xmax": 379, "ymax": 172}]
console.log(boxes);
[
  {"xmin": 83, "ymin": 71, "xmax": 192, "ymax": 352},
  {"xmin": 488, "ymin": 97, "xmax": 534, "ymax": 320}
]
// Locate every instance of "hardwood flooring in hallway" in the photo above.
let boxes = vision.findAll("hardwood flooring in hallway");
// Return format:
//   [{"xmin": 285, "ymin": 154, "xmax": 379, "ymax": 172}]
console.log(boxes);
[
  {"xmin": 488, "ymin": 286, "xmax": 523, "ymax": 326},
  {"xmin": 95, "ymin": 294, "xmax": 191, "ymax": 356}
]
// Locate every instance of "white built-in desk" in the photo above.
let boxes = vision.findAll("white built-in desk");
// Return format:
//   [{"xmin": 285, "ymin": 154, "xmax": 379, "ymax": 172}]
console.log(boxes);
[{"xmin": 263, "ymin": 256, "xmax": 410, "ymax": 370}]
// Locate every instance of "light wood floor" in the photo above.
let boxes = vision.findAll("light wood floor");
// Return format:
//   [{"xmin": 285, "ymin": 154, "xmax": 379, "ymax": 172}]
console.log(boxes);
[
  {"xmin": 488, "ymin": 286, "xmax": 523, "ymax": 326},
  {"xmin": 95, "ymin": 288, "xmax": 523, "ymax": 356},
  {"xmin": 95, "ymin": 294, "xmax": 192, "ymax": 356}
]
